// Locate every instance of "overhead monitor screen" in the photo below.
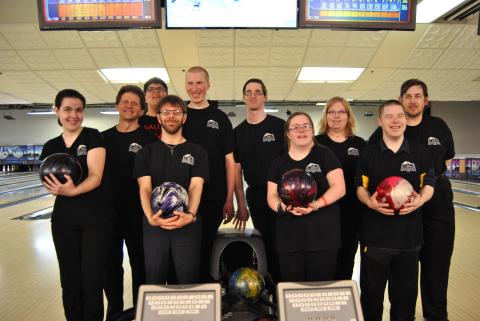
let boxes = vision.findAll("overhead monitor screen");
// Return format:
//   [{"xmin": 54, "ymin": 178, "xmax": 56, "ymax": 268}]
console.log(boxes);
[
  {"xmin": 300, "ymin": 0, "xmax": 417, "ymax": 30},
  {"xmin": 38, "ymin": 0, "xmax": 162, "ymax": 30},
  {"xmin": 166, "ymin": 0, "xmax": 298, "ymax": 29}
]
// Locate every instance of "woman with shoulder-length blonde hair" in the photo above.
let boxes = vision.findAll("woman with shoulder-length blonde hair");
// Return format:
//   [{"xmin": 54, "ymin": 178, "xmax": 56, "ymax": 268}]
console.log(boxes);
[
  {"xmin": 315, "ymin": 96, "xmax": 366, "ymax": 280},
  {"xmin": 267, "ymin": 111, "xmax": 345, "ymax": 282}
]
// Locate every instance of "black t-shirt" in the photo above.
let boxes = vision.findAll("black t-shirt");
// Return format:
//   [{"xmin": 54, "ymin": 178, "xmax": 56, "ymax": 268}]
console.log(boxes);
[
  {"xmin": 139, "ymin": 114, "xmax": 162, "ymax": 139},
  {"xmin": 182, "ymin": 106, "xmax": 235, "ymax": 202},
  {"xmin": 368, "ymin": 114, "xmax": 454, "ymax": 176},
  {"xmin": 102, "ymin": 126, "xmax": 156, "ymax": 215},
  {"xmin": 40, "ymin": 127, "xmax": 113, "ymax": 225},
  {"xmin": 132, "ymin": 140, "xmax": 210, "ymax": 206},
  {"xmin": 234, "ymin": 115, "xmax": 286, "ymax": 188},
  {"xmin": 355, "ymin": 138, "xmax": 435, "ymax": 249},
  {"xmin": 267, "ymin": 144, "xmax": 342, "ymax": 253}
]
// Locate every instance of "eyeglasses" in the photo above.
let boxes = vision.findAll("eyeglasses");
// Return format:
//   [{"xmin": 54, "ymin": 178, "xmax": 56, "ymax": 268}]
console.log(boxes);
[
  {"xmin": 288, "ymin": 124, "xmax": 313, "ymax": 132},
  {"xmin": 159, "ymin": 109, "xmax": 184, "ymax": 116},
  {"xmin": 244, "ymin": 90, "xmax": 264, "ymax": 97},
  {"xmin": 147, "ymin": 87, "xmax": 166, "ymax": 94},
  {"xmin": 327, "ymin": 110, "xmax": 347, "ymax": 116}
]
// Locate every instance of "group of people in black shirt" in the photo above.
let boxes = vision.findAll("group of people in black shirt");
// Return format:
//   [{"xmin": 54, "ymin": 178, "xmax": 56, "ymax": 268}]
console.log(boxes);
[{"xmin": 40, "ymin": 66, "xmax": 455, "ymax": 321}]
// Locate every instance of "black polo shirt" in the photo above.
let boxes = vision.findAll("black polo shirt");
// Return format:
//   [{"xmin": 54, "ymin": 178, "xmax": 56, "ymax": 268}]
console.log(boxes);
[
  {"xmin": 368, "ymin": 114, "xmax": 454, "ymax": 177},
  {"xmin": 355, "ymin": 138, "xmax": 435, "ymax": 249},
  {"xmin": 132, "ymin": 140, "xmax": 209, "ymax": 196},
  {"xmin": 139, "ymin": 114, "xmax": 162, "ymax": 139},
  {"xmin": 182, "ymin": 106, "xmax": 235, "ymax": 202},
  {"xmin": 234, "ymin": 114, "xmax": 286, "ymax": 188},
  {"xmin": 267, "ymin": 144, "xmax": 342, "ymax": 253}
]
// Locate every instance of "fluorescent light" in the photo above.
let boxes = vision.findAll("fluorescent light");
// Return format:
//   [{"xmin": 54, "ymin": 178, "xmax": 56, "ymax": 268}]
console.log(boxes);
[
  {"xmin": 316, "ymin": 102, "xmax": 326, "ymax": 106},
  {"xmin": 98, "ymin": 68, "xmax": 169, "ymax": 84},
  {"xmin": 100, "ymin": 110, "xmax": 119, "ymax": 115},
  {"xmin": 265, "ymin": 108, "xmax": 279, "ymax": 113},
  {"xmin": 28, "ymin": 110, "xmax": 54, "ymax": 115},
  {"xmin": 298, "ymin": 67, "xmax": 364, "ymax": 82},
  {"xmin": 416, "ymin": 0, "xmax": 465, "ymax": 23}
]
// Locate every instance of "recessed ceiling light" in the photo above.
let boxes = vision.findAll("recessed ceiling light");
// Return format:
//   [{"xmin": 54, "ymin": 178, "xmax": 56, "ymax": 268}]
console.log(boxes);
[
  {"xmin": 416, "ymin": 0, "xmax": 465, "ymax": 23},
  {"xmin": 98, "ymin": 68, "xmax": 169, "ymax": 84},
  {"xmin": 100, "ymin": 110, "xmax": 119, "ymax": 115},
  {"xmin": 265, "ymin": 108, "xmax": 279, "ymax": 113},
  {"xmin": 298, "ymin": 67, "xmax": 364, "ymax": 82},
  {"xmin": 27, "ymin": 110, "xmax": 54, "ymax": 115}
]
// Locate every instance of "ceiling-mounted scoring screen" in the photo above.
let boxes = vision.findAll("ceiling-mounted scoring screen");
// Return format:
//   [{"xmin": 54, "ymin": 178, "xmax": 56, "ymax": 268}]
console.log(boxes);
[
  {"xmin": 37, "ymin": 0, "xmax": 162, "ymax": 30},
  {"xmin": 166, "ymin": 0, "xmax": 298, "ymax": 29},
  {"xmin": 300, "ymin": 0, "xmax": 417, "ymax": 31}
]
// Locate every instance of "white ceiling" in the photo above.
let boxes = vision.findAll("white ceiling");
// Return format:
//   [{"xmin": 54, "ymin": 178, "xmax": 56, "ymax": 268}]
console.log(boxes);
[{"xmin": 0, "ymin": 0, "xmax": 479, "ymax": 105}]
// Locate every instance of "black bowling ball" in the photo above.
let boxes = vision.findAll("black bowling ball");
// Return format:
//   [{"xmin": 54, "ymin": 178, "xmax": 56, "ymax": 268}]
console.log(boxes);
[{"xmin": 39, "ymin": 153, "xmax": 82, "ymax": 185}]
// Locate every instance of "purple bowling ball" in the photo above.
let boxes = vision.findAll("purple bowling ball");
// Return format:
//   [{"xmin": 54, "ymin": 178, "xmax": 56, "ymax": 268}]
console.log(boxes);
[{"xmin": 150, "ymin": 182, "xmax": 189, "ymax": 218}]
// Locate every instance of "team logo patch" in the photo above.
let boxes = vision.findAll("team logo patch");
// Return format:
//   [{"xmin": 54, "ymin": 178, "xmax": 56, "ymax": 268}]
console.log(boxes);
[
  {"xmin": 206, "ymin": 120, "xmax": 219, "ymax": 130},
  {"xmin": 77, "ymin": 145, "xmax": 87, "ymax": 156},
  {"xmin": 306, "ymin": 163, "xmax": 321, "ymax": 173},
  {"xmin": 182, "ymin": 154, "xmax": 195, "ymax": 166},
  {"xmin": 400, "ymin": 161, "xmax": 417, "ymax": 172},
  {"xmin": 263, "ymin": 133, "xmax": 275, "ymax": 143},
  {"xmin": 128, "ymin": 143, "xmax": 142, "ymax": 153},
  {"xmin": 347, "ymin": 147, "xmax": 359, "ymax": 156},
  {"xmin": 427, "ymin": 137, "xmax": 441, "ymax": 146}
]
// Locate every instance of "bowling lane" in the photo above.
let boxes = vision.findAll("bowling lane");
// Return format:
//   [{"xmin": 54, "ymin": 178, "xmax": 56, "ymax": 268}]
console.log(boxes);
[
  {"xmin": 0, "ymin": 186, "xmax": 49, "ymax": 206},
  {"xmin": 452, "ymin": 180, "xmax": 480, "ymax": 194},
  {"xmin": 0, "ymin": 172, "xmax": 38, "ymax": 185}
]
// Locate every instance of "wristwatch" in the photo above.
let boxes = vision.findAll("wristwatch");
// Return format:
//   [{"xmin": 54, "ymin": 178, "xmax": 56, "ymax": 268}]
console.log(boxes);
[{"xmin": 186, "ymin": 211, "xmax": 197, "ymax": 223}]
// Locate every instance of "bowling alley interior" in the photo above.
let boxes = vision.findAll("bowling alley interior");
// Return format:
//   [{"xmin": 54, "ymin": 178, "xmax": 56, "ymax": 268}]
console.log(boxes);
[{"xmin": 1, "ymin": 0, "xmax": 480, "ymax": 320}]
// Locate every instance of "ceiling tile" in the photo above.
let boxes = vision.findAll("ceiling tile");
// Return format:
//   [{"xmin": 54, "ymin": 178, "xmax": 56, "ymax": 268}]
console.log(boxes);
[
  {"xmin": 303, "ymin": 47, "xmax": 342, "ymax": 66},
  {"xmin": 387, "ymin": 68, "xmax": 428, "ymax": 83},
  {"xmin": 345, "ymin": 31, "xmax": 386, "ymax": 47},
  {"xmin": 235, "ymin": 30, "xmax": 273, "ymax": 46},
  {"xmin": 208, "ymin": 68, "xmax": 235, "ymax": 81},
  {"xmin": 272, "ymin": 30, "xmax": 311, "ymax": 46},
  {"xmin": 338, "ymin": 47, "xmax": 376, "ymax": 67},
  {"xmin": 402, "ymin": 49, "xmax": 444, "ymax": 68},
  {"xmin": 198, "ymin": 47, "xmax": 234, "ymax": 67},
  {"xmin": 309, "ymin": 30, "xmax": 349, "ymax": 47},
  {"xmin": 80, "ymin": 31, "xmax": 122, "ymax": 48},
  {"xmin": 0, "ymin": 24, "xmax": 48, "ymax": 49},
  {"xmin": 40, "ymin": 31, "xmax": 84, "ymax": 49},
  {"xmin": 433, "ymin": 49, "xmax": 477, "ymax": 69},
  {"xmin": 270, "ymin": 47, "xmax": 305, "ymax": 66},
  {"xmin": 53, "ymin": 49, "xmax": 96, "ymax": 69},
  {"xmin": 196, "ymin": 30, "xmax": 234, "ymax": 47},
  {"xmin": 235, "ymin": 47, "xmax": 270, "ymax": 67},
  {"xmin": 450, "ymin": 25, "xmax": 480, "ymax": 49},
  {"xmin": 89, "ymin": 48, "xmax": 130, "ymax": 68},
  {"xmin": 422, "ymin": 69, "xmax": 480, "ymax": 83},
  {"xmin": 0, "ymin": 50, "xmax": 29, "ymax": 71},
  {"xmin": 36, "ymin": 71, "xmax": 76, "ymax": 89},
  {"xmin": 416, "ymin": 24, "xmax": 463, "ymax": 49},
  {"xmin": 286, "ymin": 83, "xmax": 325, "ymax": 100},
  {"xmin": 17, "ymin": 50, "xmax": 61, "ymax": 71},
  {"xmin": 0, "ymin": 33, "xmax": 11, "ymax": 49},
  {"xmin": 234, "ymin": 67, "xmax": 267, "ymax": 85},
  {"xmin": 118, "ymin": 29, "xmax": 160, "ymax": 48},
  {"xmin": 266, "ymin": 67, "xmax": 299, "ymax": 81},
  {"xmin": 464, "ymin": 50, "xmax": 480, "ymax": 69},
  {"xmin": 125, "ymin": 48, "xmax": 165, "ymax": 67}
]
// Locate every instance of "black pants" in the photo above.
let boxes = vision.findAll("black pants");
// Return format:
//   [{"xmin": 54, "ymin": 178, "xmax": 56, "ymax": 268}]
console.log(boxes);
[
  {"xmin": 143, "ymin": 217, "xmax": 202, "ymax": 284},
  {"xmin": 104, "ymin": 209, "xmax": 145, "ymax": 319},
  {"xmin": 335, "ymin": 207, "xmax": 361, "ymax": 280},
  {"xmin": 199, "ymin": 199, "xmax": 224, "ymax": 281},
  {"xmin": 420, "ymin": 177, "xmax": 455, "ymax": 321},
  {"xmin": 52, "ymin": 221, "xmax": 112, "ymax": 321},
  {"xmin": 360, "ymin": 246, "xmax": 419, "ymax": 321},
  {"xmin": 277, "ymin": 249, "xmax": 338, "ymax": 282},
  {"xmin": 246, "ymin": 186, "xmax": 279, "ymax": 281}
]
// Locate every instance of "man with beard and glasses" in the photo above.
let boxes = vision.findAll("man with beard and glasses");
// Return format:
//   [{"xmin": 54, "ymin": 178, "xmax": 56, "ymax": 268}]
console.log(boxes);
[
  {"xmin": 133, "ymin": 95, "xmax": 209, "ymax": 284},
  {"xmin": 369, "ymin": 80, "xmax": 455, "ymax": 321}
]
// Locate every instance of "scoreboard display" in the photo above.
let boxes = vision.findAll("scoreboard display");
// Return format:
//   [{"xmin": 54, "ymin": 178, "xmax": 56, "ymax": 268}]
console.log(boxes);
[
  {"xmin": 300, "ymin": 0, "xmax": 417, "ymax": 30},
  {"xmin": 37, "ymin": 0, "xmax": 161, "ymax": 30}
]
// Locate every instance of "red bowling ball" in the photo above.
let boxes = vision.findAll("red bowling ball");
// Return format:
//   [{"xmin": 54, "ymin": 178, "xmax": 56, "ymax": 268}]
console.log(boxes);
[
  {"xmin": 277, "ymin": 169, "xmax": 317, "ymax": 208},
  {"xmin": 376, "ymin": 176, "xmax": 414, "ymax": 211}
]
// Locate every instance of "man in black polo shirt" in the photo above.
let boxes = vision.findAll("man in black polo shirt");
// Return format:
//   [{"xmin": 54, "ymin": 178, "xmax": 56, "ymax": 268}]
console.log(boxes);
[
  {"xmin": 139, "ymin": 77, "xmax": 168, "ymax": 138},
  {"xmin": 133, "ymin": 95, "xmax": 209, "ymax": 284},
  {"xmin": 357, "ymin": 100, "xmax": 435, "ymax": 321},
  {"xmin": 182, "ymin": 66, "xmax": 236, "ymax": 280},
  {"xmin": 233, "ymin": 78, "xmax": 285, "ymax": 279},
  {"xmin": 369, "ymin": 80, "xmax": 455, "ymax": 321}
]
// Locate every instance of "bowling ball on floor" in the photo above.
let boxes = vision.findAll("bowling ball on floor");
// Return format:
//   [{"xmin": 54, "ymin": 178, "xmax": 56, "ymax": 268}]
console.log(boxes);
[
  {"xmin": 376, "ymin": 176, "xmax": 414, "ymax": 211},
  {"xmin": 150, "ymin": 182, "xmax": 188, "ymax": 218},
  {"xmin": 39, "ymin": 153, "xmax": 82, "ymax": 185},
  {"xmin": 277, "ymin": 169, "xmax": 317, "ymax": 207},
  {"xmin": 228, "ymin": 267, "xmax": 265, "ymax": 303}
]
